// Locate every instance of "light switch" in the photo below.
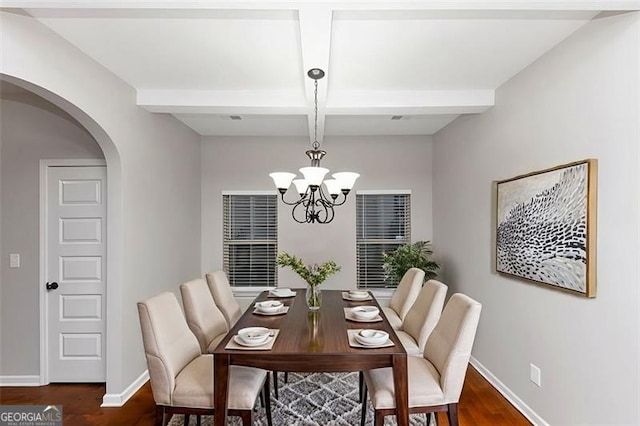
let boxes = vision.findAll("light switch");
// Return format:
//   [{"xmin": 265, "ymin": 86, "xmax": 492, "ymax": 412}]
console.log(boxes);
[{"xmin": 10, "ymin": 254, "xmax": 20, "ymax": 268}]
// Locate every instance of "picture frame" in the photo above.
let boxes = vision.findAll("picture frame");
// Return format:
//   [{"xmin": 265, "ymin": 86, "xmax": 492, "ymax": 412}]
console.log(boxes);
[{"xmin": 495, "ymin": 159, "xmax": 597, "ymax": 297}]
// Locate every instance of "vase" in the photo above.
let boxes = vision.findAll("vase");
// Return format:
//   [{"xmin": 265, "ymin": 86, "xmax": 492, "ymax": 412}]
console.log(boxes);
[{"xmin": 306, "ymin": 283, "xmax": 322, "ymax": 311}]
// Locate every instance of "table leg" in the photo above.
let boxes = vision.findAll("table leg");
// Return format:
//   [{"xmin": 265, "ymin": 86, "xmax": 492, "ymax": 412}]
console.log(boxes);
[
  {"xmin": 392, "ymin": 354, "xmax": 409, "ymax": 426},
  {"xmin": 214, "ymin": 354, "xmax": 230, "ymax": 426}
]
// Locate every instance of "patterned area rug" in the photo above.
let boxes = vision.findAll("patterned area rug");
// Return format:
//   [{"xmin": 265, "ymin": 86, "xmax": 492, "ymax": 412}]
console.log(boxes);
[{"xmin": 168, "ymin": 372, "xmax": 433, "ymax": 426}]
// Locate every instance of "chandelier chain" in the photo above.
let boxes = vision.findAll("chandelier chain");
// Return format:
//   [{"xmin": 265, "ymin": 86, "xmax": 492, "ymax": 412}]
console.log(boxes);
[{"xmin": 312, "ymin": 79, "xmax": 319, "ymax": 150}]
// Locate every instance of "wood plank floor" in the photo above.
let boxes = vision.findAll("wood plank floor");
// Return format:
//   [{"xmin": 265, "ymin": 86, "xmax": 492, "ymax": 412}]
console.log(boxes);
[{"xmin": 0, "ymin": 365, "xmax": 530, "ymax": 425}]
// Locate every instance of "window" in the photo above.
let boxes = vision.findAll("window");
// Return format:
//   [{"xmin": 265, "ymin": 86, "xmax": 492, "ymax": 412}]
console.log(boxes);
[
  {"xmin": 356, "ymin": 192, "xmax": 411, "ymax": 288},
  {"xmin": 223, "ymin": 193, "xmax": 277, "ymax": 287}
]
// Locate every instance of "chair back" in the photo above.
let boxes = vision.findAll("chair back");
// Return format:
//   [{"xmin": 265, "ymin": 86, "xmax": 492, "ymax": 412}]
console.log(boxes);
[
  {"xmin": 424, "ymin": 293, "xmax": 482, "ymax": 404},
  {"xmin": 205, "ymin": 270, "xmax": 242, "ymax": 327},
  {"xmin": 180, "ymin": 278, "xmax": 228, "ymax": 353},
  {"xmin": 137, "ymin": 292, "xmax": 202, "ymax": 405},
  {"xmin": 402, "ymin": 279, "xmax": 448, "ymax": 351},
  {"xmin": 389, "ymin": 268, "xmax": 425, "ymax": 321}
]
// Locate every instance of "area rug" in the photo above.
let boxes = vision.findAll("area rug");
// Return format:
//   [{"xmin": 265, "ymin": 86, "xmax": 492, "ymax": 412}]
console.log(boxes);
[{"xmin": 168, "ymin": 371, "xmax": 433, "ymax": 426}]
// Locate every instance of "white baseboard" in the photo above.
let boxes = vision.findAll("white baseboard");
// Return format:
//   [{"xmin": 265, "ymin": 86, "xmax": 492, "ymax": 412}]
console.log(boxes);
[
  {"xmin": 470, "ymin": 356, "xmax": 549, "ymax": 426},
  {"xmin": 101, "ymin": 369, "xmax": 149, "ymax": 407},
  {"xmin": 0, "ymin": 375, "xmax": 42, "ymax": 386}
]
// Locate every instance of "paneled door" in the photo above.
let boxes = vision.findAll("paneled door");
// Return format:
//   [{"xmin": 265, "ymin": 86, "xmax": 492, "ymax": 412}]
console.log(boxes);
[{"xmin": 46, "ymin": 165, "xmax": 106, "ymax": 382}]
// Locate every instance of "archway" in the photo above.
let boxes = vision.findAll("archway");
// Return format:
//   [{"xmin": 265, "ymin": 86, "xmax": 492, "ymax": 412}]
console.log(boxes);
[{"xmin": 1, "ymin": 74, "xmax": 123, "ymax": 394}]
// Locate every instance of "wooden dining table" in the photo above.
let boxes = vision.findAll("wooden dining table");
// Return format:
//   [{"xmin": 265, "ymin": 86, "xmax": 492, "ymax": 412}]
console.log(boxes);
[{"xmin": 212, "ymin": 289, "xmax": 409, "ymax": 426}]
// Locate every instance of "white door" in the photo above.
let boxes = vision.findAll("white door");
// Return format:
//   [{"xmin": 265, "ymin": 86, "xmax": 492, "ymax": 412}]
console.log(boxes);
[{"xmin": 46, "ymin": 165, "xmax": 106, "ymax": 382}]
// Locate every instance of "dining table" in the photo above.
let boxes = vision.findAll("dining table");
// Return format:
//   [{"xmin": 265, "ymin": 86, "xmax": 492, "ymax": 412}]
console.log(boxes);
[{"xmin": 212, "ymin": 289, "xmax": 409, "ymax": 426}]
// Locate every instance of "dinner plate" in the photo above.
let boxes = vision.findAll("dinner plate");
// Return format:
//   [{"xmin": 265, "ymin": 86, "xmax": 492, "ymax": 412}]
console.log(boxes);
[
  {"xmin": 269, "ymin": 289, "xmax": 296, "ymax": 298},
  {"xmin": 233, "ymin": 333, "xmax": 274, "ymax": 347},
  {"xmin": 354, "ymin": 329, "xmax": 389, "ymax": 346},
  {"xmin": 253, "ymin": 307, "xmax": 288, "ymax": 316}
]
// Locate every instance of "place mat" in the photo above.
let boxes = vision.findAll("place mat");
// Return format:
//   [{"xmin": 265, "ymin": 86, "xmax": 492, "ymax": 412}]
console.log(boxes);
[
  {"xmin": 225, "ymin": 329, "xmax": 280, "ymax": 351},
  {"xmin": 347, "ymin": 329, "xmax": 394, "ymax": 349},
  {"xmin": 252, "ymin": 306, "xmax": 290, "ymax": 316},
  {"xmin": 342, "ymin": 291, "xmax": 373, "ymax": 302},
  {"xmin": 343, "ymin": 307, "xmax": 383, "ymax": 323}
]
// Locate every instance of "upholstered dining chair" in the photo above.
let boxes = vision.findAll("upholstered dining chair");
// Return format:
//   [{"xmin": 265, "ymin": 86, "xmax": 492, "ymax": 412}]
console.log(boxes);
[
  {"xmin": 205, "ymin": 270, "xmax": 287, "ymax": 398},
  {"xmin": 394, "ymin": 279, "xmax": 448, "ymax": 356},
  {"xmin": 361, "ymin": 293, "xmax": 482, "ymax": 426},
  {"xmin": 205, "ymin": 270, "xmax": 242, "ymax": 327},
  {"xmin": 137, "ymin": 292, "xmax": 272, "ymax": 426},
  {"xmin": 381, "ymin": 268, "xmax": 425, "ymax": 330},
  {"xmin": 180, "ymin": 278, "xmax": 228, "ymax": 354}
]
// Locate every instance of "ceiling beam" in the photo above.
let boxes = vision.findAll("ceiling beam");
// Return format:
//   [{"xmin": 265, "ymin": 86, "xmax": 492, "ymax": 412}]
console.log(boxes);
[
  {"xmin": 137, "ymin": 89, "xmax": 306, "ymax": 114},
  {"xmin": 8, "ymin": 1, "xmax": 640, "ymax": 12},
  {"xmin": 326, "ymin": 90, "xmax": 495, "ymax": 115},
  {"xmin": 298, "ymin": 5, "xmax": 332, "ymax": 145}
]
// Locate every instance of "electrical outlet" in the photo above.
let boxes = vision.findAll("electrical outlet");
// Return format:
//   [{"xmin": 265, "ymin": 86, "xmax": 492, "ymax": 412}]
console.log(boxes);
[
  {"xmin": 9, "ymin": 254, "xmax": 20, "ymax": 268},
  {"xmin": 530, "ymin": 363, "xmax": 541, "ymax": 387}
]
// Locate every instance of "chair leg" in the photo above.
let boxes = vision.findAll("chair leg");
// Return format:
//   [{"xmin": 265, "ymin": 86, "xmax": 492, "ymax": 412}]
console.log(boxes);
[
  {"xmin": 373, "ymin": 410, "xmax": 385, "ymax": 426},
  {"xmin": 155, "ymin": 406, "xmax": 164, "ymax": 426},
  {"xmin": 426, "ymin": 412, "xmax": 432, "ymax": 426},
  {"xmin": 239, "ymin": 410, "xmax": 253, "ymax": 426},
  {"xmin": 196, "ymin": 415, "xmax": 201, "ymax": 426},
  {"xmin": 259, "ymin": 391, "xmax": 264, "ymax": 408},
  {"xmin": 360, "ymin": 382, "xmax": 368, "ymax": 426},
  {"xmin": 184, "ymin": 414, "xmax": 190, "ymax": 425},
  {"xmin": 358, "ymin": 371, "xmax": 364, "ymax": 402},
  {"xmin": 284, "ymin": 372, "xmax": 289, "ymax": 383},
  {"xmin": 447, "ymin": 403, "xmax": 459, "ymax": 426},
  {"xmin": 264, "ymin": 376, "xmax": 273, "ymax": 426},
  {"xmin": 273, "ymin": 371, "xmax": 279, "ymax": 399}
]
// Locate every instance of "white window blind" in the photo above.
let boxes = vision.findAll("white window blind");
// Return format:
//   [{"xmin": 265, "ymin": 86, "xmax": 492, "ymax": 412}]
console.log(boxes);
[
  {"xmin": 223, "ymin": 194, "xmax": 277, "ymax": 287},
  {"xmin": 356, "ymin": 193, "xmax": 411, "ymax": 288}
]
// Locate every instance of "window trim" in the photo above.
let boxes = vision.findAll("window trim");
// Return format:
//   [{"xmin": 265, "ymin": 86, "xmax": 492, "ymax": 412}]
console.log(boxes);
[
  {"xmin": 356, "ymin": 191, "xmax": 412, "ymax": 289},
  {"xmin": 222, "ymin": 192, "xmax": 278, "ymax": 289}
]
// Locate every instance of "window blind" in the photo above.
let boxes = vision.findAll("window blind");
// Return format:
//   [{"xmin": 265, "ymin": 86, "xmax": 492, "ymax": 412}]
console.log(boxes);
[
  {"xmin": 356, "ymin": 193, "xmax": 411, "ymax": 288},
  {"xmin": 223, "ymin": 194, "xmax": 277, "ymax": 287}
]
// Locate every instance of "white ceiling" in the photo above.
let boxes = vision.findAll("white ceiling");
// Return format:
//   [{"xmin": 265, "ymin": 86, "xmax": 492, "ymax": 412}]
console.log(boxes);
[{"xmin": 8, "ymin": 1, "xmax": 638, "ymax": 140}]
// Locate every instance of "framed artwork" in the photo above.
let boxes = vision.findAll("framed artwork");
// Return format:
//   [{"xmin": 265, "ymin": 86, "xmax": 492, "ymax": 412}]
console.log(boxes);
[{"xmin": 496, "ymin": 159, "xmax": 597, "ymax": 297}]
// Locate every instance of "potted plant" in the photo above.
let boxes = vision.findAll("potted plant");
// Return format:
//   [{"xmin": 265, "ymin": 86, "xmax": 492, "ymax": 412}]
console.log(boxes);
[
  {"xmin": 382, "ymin": 240, "xmax": 440, "ymax": 284},
  {"xmin": 276, "ymin": 252, "xmax": 341, "ymax": 311}
]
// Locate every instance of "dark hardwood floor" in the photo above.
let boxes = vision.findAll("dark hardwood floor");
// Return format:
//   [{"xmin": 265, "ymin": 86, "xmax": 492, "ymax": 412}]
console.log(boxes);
[{"xmin": 0, "ymin": 365, "xmax": 530, "ymax": 425}]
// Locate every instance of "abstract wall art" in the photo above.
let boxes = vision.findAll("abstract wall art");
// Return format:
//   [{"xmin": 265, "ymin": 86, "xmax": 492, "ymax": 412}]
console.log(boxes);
[{"xmin": 496, "ymin": 159, "xmax": 597, "ymax": 297}]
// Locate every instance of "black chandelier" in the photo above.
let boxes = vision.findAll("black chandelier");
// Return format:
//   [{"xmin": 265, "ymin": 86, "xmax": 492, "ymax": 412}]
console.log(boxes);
[{"xmin": 269, "ymin": 68, "xmax": 359, "ymax": 224}]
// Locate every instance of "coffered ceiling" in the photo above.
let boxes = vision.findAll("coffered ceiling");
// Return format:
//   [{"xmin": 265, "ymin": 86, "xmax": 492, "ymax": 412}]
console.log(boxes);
[{"xmin": 6, "ymin": 1, "xmax": 639, "ymax": 140}]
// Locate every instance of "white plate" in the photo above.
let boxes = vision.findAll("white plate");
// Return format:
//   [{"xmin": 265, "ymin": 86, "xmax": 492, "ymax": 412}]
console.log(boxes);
[
  {"xmin": 269, "ymin": 289, "xmax": 296, "ymax": 298},
  {"xmin": 253, "ymin": 307, "xmax": 288, "ymax": 316},
  {"xmin": 351, "ymin": 306, "xmax": 380, "ymax": 320},
  {"xmin": 237, "ymin": 327, "xmax": 270, "ymax": 345},
  {"xmin": 233, "ymin": 334, "xmax": 273, "ymax": 347},
  {"xmin": 255, "ymin": 301, "xmax": 284, "ymax": 313},
  {"xmin": 355, "ymin": 329, "xmax": 389, "ymax": 346}
]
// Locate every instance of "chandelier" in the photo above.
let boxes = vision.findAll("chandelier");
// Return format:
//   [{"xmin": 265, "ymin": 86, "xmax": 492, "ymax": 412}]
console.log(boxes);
[{"xmin": 269, "ymin": 68, "xmax": 359, "ymax": 224}]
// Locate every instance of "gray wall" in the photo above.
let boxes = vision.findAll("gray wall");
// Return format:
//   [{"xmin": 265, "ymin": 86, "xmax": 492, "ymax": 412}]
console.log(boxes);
[
  {"xmin": 432, "ymin": 12, "xmax": 639, "ymax": 425},
  {"xmin": 2, "ymin": 11, "xmax": 202, "ymax": 395},
  {"xmin": 201, "ymin": 135, "xmax": 434, "ymax": 293},
  {"xmin": 0, "ymin": 92, "xmax": 104, "ymax": 375}
]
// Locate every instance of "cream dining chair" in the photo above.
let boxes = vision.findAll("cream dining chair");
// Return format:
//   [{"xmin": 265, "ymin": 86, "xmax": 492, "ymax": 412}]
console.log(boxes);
[
  {"xmin": 394, "ymin": 279, "xmax": 448, "ymax": 356},
  {"xmin": 205, "ymin": 270, "xmax": 242, "ymax": 327},
  {"xmin": 180, "ymin": 278, "xmax": 228, "ymax": 354},
  {"xmin": 205, "ymin": 270, "xmax": 287, "ymax": 398},
  {"xmin": 361, "ymin": 293, "xmax": 482, "ymax": 426},
  {"xmin": 137, "ymin": 292, "xmax": 272, "ymax": 426},
  {"xmin": 381, "ymin": 267, "xmax": 425, "ymax": 330}
]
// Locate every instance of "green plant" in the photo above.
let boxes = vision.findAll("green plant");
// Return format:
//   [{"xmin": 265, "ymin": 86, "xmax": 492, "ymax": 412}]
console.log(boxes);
[
  {"xmin": 276, "ymin": 252, "xmax": 341, "ymax": 286},
  {"xmin": 382, "ymin": 241, "xmax": 440, "ymax": 284}
]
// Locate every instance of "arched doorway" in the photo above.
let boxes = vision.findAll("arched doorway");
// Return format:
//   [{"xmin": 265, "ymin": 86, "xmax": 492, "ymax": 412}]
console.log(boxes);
[{"xmin": 1, "ymin": 75, "xmax": 123, "ymax": 389}]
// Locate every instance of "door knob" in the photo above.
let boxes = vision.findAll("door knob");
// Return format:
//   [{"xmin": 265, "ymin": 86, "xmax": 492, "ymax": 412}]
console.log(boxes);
[{"xmin": 46, "ymin": 282, "xmax": 59, "ymax": 290}]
